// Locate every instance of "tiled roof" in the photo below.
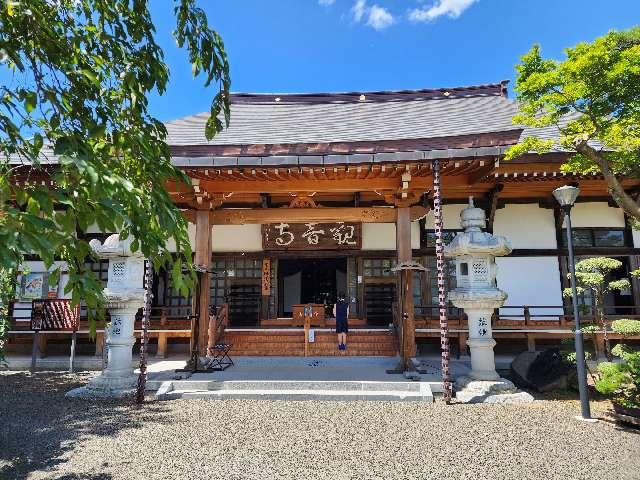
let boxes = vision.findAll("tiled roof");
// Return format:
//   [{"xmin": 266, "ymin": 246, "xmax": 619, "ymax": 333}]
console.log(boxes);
[
  {"xmin": 7, "ymin": 82, "xmax": 581, "ymax": 167},
  {"xmin": 165, "ymin": 82, "xmax": 522, "ymax": 151}
]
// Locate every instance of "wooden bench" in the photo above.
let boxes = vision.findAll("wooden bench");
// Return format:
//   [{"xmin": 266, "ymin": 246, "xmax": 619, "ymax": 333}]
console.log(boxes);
[
  {"xmin": 27, "ymin": 299, "xmax": 80, "ymax": 372},
  {"xmin": 8, "ymin": 304, "xmax": 192, "ymax": 359}
]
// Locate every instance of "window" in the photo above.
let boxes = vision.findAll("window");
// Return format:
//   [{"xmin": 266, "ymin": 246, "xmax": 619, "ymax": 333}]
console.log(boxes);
[
  {"xmin": 561, "ymin": 228, "xmax": 627, "ymax": 248},
  {"xmin": 211, "ymin": 257, "xmax": 262, "ymax": 309},
  {"xmin": 363, "ymin": 258, "xmax": 396, "ymax": 277},
  {"xmin": 593, "ymin": 230, "xmax": 625, "ymax": 247},
  {"xmin": 422, "ymin": 230, "xmax": 461, "ymax": 248},
  {"xmin": 426, "ymin": 257, "xmax": 461, "ymax": 317},
  {"xmin": 561, "ymin": 256, "xmax": 634, "ymax": 316},
  {"xmin": 86, "ymin": 259, "xmax": 109, "ymax": 285}
]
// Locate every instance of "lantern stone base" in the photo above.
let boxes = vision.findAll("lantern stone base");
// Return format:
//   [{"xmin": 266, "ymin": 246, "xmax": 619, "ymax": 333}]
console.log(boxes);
[
  {"xmin": 454, "ymin": 376, "xmax": 534, "ymax": 404},
  {"xmin": 466, "ymin": 337, "xmax": 500, "ymax": 380},
  {"xmin": 65, "ymin": 375, "xmax": 138, "ymax": 399}
]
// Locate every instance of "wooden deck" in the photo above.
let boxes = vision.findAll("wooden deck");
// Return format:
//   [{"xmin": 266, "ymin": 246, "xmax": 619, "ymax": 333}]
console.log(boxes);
[{"xmin": 7, "ymin": 303, "xmax": 640, "ymax": 359}]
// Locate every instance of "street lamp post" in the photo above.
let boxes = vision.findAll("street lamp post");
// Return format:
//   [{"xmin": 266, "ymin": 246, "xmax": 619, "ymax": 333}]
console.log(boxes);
[{"xmin": 553, "ymin": 185, "xmax": 594, "ymax": 421}]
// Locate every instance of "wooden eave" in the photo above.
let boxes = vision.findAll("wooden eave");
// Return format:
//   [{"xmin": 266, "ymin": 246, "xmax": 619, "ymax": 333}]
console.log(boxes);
[
  {"xmin": 170, "ymin": 155, "xmax": 640, "ymax": 210},
  {"xmin": 169, "ymin": 129, "xmax": 521, "ymax": 157}
]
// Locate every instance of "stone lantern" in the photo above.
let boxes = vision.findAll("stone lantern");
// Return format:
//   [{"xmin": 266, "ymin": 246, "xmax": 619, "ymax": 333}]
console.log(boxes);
[
  {"xmin": 445, "ymin": 198, "xmax": 532, "ymax": 403},
  {"xmin": 67, "ymin": 234, "xmax": 146, "ymax": 398}
]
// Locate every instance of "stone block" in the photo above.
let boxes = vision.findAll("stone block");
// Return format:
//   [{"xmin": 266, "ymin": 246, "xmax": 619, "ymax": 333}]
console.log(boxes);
[{"xmin": 510, "ymin": 348, "xmax": 571, "ymax": 392}]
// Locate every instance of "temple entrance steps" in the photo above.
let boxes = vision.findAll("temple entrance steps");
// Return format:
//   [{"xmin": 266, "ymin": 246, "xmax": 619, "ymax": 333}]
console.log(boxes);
[
  {"xmin": 155, "ymin": 379, "xmax": 433, "ymax": 402},
  {"xmin": 221, "ymin": 328, "xmax": 397, "ymax": 356}
]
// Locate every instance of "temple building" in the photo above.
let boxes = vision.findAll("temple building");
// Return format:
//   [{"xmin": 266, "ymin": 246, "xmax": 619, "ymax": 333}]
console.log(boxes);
[{"xmin": 9, "ymin": 81, "xmax": 640, "ymax": 362}]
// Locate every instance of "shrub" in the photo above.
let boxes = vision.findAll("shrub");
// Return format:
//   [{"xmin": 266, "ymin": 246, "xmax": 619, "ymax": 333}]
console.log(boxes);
[
  {"xmin": 562, "ymin": 350, "xmax": 591, "ymax": 364},
  {"xmin": 611, "ymin": 319, "xmax": 640, "ymax": 336},
  {"xmin": 580, "ymin": 324, "xmax": 599, "ymax": 334},
  {"xmin": 595, "ymin": 344, "xmax": 640, "ymax": 409}
]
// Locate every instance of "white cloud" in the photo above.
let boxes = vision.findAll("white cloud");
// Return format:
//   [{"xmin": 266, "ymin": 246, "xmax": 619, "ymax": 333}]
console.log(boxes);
[
  {"xmin": 318, "ymin": 0, "xmax": 335, "ymax": 6},
  {"xmin": 351, "ymin": 1, "xmax": 395, "ymax": 30},
  {"xmin": 352, "ymin": 0, "xmax": 367, "ymax": 22},
  {"xmin": 367, "ymin": 5, "xmax": 395, "ymax": 30},
  {"xmin": 409, "ymin": 0, "xmax": 478, "ymax": 22}
]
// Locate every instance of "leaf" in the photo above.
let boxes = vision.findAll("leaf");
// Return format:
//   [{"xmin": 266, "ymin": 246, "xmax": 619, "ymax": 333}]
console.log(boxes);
[
  {"xmin": 24, "ymin": 91, "xmax": 37, "ymax": 113},
  {"xmin": 0, "ymin": 0, "xmax": 230, "ymax": 361},
  {"xmin": 32, "ymin": 133, "xmax": 43, "ymax": 152}
]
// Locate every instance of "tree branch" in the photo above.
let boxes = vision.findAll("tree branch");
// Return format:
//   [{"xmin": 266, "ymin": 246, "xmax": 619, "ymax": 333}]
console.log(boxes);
[{"xmin": 574, "ymin": 138, "xmax": 640, "ymax": 220}]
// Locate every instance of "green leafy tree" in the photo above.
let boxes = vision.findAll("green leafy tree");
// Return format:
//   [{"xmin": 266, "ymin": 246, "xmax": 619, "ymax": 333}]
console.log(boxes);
[
  {"xmin": 562, "ymin": 257, "xmax": 632, "ymax": 361},
  {"xmin": 0, "ymin": 0, "xmax": 231, "ymax": 361},
  {"xmin": 506, "ymin": 27, "xmax": 640, "ymax": 220}
]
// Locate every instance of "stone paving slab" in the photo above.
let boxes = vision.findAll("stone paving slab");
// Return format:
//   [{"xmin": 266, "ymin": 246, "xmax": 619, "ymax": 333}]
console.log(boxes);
[
  {"xmin": 157, "ymin": 378, "xmax": 435, "ymax": 402},
  {"xmin": 145, "ymin": 356, "xmax": 473, "ymax": 394}
]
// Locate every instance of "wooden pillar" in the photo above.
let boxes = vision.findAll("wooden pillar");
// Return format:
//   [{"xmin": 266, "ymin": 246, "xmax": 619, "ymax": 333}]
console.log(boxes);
[
  {"xmin": 156, "ymin": 309, "xmax": 168, "ymax": 358},
  {"xmin": 526, "ymin": 334, "xmax": 536, "ymax": 353},
  {"xmin": 95, "ymin": 331, "xmax": 104, "ymax": 356},
  {"xmin": 457, "ymin": 332, "xmax": 467, "ymax": 358},
  {"xmin": 37, "ymin": 334, "xmax": 47, "ymax": 358},
  {"xmin": 193, "ymin": 209, "xmax": 212, "ymax": 357},
  {"xmin": 396, "ymin": 206, "xmax": 416, "ymax": 369}
]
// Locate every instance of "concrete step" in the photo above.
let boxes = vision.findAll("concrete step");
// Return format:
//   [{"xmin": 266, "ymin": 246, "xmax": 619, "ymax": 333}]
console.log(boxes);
[{"xmin": 155, "ymin": 379, "xmax": 433, "ymax": 402}]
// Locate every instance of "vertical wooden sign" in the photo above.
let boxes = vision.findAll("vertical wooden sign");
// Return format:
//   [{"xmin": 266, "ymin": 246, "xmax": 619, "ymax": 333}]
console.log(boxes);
[{"xmin": 261, "ymin": 259, "xmax": 271, "ymax": 296}]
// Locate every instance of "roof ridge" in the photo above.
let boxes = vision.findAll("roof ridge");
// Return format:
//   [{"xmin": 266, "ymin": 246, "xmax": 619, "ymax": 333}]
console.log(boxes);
[
  {"xmin": 164, "ymin": 81, "xmax": 512, "ymax": 123},
  {"xmin": 227, "ymin": 81, "xmax": 510, "ymax": 105}
]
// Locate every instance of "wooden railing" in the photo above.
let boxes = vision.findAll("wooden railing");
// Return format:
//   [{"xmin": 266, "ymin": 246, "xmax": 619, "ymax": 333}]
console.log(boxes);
[
  {"xmin": 7, "ymin": 300, "xmax": 639, "ymax": 360},
  {"xmin": 414, "ymin": 304, "xmax": 640, "ymax": 328},
  {"xmin": 414, "ymin": 304, "xmax": 640, "ymax": 358},
  {"xmin": 6, "ymin": 303, "xmax": 194, "ymax": 358}
]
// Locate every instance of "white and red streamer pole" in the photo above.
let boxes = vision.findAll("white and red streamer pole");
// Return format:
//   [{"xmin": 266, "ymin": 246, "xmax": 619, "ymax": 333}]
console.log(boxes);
[
  {"xmin": 432, "ymin": 159, "xmax": 453, "ymax": 403},
  {"xmin": 135, "ymin": 259, "xmax": 154, "ymax": 405}
]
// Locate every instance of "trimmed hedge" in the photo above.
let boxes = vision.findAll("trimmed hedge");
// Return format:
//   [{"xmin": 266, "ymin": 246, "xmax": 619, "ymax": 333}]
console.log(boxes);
[{"xmin": 611, "ymin": 319, "xmax": 640, "ymax": 336}]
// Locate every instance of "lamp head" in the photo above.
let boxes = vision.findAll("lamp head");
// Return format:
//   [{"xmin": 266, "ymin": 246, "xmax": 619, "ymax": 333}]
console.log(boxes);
[{"xmin": 553, "ymin": 185, "xmax": 580, "ymax": 208}]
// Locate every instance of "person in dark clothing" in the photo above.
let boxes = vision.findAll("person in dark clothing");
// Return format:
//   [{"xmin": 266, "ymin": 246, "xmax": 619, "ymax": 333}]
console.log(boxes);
[{"xmin": 333, "ymin": 292, "xmax": 349, "ymax": 351}]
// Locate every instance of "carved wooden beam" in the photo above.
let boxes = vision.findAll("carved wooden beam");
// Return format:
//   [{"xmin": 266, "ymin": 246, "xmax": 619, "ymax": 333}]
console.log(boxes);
[
  {"xmin": 203, "ymin": 206, "xmax": 429, "ymax": 225},
  {"xmin": 467, "ymin": 159, "xmax": 499, "ymax": 185},
  {"xmin": 181, "ymin": 209, "xmax": 196, "ymax": 223}
]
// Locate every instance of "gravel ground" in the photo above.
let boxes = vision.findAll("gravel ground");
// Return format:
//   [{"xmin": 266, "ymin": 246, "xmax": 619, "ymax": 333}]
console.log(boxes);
[{"xmin": 1, "ymin": 372, "xmax": 638, "ymax": 480}]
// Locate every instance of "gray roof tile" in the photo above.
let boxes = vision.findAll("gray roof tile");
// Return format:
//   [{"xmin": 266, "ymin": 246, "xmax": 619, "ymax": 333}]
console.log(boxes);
[{"xmin": 165, "ymin": 85, "xmax": 520, "ymax": 147}]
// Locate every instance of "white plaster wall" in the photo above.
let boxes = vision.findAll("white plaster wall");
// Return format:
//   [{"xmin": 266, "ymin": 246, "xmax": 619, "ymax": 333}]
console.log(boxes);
[
  {"xmin": 22, "ymin": 261, "xmax": 71, "ymax": 299},
  {"xmin": 212, "ymin": 224, "xmax": 262, "ymax": 252},
  {"xmin": 166, "ymin": 222, "xmax": 197, "ymax": 252},
  {"xmin": 493, "ymin": 204, "xmax": 557, "ymax": 249},
  {"xmin": 13, "ymin": 261, "xmax": 71, "ymax": 321},
  {"xmin": 411, "ymin": 221, "xmax": 420, "ymax": 250},
  {"xmin": 362, "ymin": 223, "xmax": 395, "ymax": 250},
  {"xmin": 496, "ymin": 257, "xmax": 564, "ymax": 318},
  {"xmin": 425, "ymin": 204, "xmax": 466, "ymax": 230},
  {"xmin": 358, "ymin": 222, "xmax": 421, "ymax": 251},
  {"xmin": 565, "ymin": 202, "xmax": 625, "ymax": 228}
]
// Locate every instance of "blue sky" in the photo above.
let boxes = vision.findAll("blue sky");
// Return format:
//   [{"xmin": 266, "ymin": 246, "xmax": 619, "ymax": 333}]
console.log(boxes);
[
  {"xmin": 149, "ymin": 0, "xmax": 640, "ymax": 121},
  {"xmin": 149, "ymin": 0, "xmax": 639, "ymax": 121}
]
